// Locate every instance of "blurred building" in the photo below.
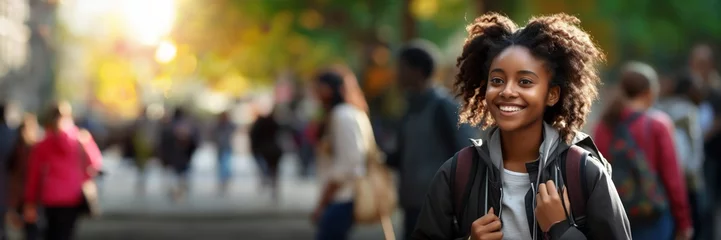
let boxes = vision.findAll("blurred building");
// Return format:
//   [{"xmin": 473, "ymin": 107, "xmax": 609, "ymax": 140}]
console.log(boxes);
[
  {"xmin": 0, "ymin": 0, "xmax": 56, "ymax": 112},
  {"xmin": 0, "ymin": 0, "xmax": 30, "ymax": 90}
]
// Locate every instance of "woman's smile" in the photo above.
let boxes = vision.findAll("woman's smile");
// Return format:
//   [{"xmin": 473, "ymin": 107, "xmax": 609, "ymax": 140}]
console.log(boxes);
[{"xmin": 498, "ymin": 104, "xmax": 526, "ymax": 116}]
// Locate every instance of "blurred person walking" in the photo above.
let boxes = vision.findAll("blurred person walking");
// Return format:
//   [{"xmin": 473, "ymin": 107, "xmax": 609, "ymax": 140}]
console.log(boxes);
[
  {"xmin": 6, "ymin": 114, "xmax": 40, "ymax": 240},
  {"xmin": 0, "ymin": 103, "xmax": 18, "ymax": 239},
  {"xmin": 385, "ymin": 40, "xmax": 478, "ymax": 240},
  {"xmin": 23, "ymin": 102, "xmax": 103, "ymax": 240},
  {"xmin": 687, "ymin": 45, "xmax": 721, "ymax": 224},
  {"xmin": 595, "ymin": 62, "xmax": 693, "ymax": 240},
  {"xmin": 657, "ymin": 74, "xmax": 710, "ymax": 239},
  {"xmin": 311, "ymin": 66, "xmax": 372, "ymax": 240},
  {"xmin": 290, "ymin": 91, "xmax": 319, "ymax": 178},
  {"xmin": 161, "ymin": 108, "xmax": 200, "ymax": 202},
  {"xmin": 212, "ymin": 110, "xmax": 236, "ymax": 196},
  {"xmin": 127, "ymin": 106, "xmax": 162, "ymax": 195},
  {"xmin": 249, "ymin": 107, "xmax": 283, "ymax": 202}
]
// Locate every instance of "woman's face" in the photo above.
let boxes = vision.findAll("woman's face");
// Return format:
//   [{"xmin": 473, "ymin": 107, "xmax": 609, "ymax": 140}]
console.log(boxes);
[
  {"xmin": 486, "ymin": 46, "xmax": 559, "ymax": 132},
  {"xmin": 314, "ymin": 82, "xmax": 334, "ymax": 108},
  {"xmin": 22, "ymin": 117, "xmax": 39, "ymax": 141}
]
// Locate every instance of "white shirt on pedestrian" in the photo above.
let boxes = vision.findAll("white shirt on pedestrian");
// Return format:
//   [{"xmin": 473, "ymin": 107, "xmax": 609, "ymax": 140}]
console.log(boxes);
[{"xmin": 316, "ymin": 103, "xmax": 368, "ymax": 202}]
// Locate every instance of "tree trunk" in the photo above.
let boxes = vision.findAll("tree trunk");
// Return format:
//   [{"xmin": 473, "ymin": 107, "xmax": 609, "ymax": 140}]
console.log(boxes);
[
  {"xmin": 402, "ymin": 0, "xmax": 416, "ymax": 42},
  {"xmin": 479, "ymin": 0, "xmax": 504, "ymax": 14}
]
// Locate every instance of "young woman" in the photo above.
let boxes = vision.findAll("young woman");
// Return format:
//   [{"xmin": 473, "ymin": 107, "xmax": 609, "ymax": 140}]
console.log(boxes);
[
  {"xmin": 595, "ymin": 63, "xmax": 693, "ymax": 240},
  {"xmin": 412, "ymin": 13, "xmax": 631, "ymax": 240},
  {"xmin": 24, "ymin": 102, "xmax": 103, "ymax": 240},
  {"xmin": 311, "ymin": 66, "xmax": 371, "ymax": 240}
]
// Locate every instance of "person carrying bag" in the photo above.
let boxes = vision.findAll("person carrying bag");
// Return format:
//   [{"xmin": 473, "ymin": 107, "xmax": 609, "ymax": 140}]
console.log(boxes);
[
  {"xmin": 353, "ymin": 107, "xmax": 398, "ymax": 240},
  {"xmin": 24, "ymin": 102, "xmax": 103, "ymax": 240}
]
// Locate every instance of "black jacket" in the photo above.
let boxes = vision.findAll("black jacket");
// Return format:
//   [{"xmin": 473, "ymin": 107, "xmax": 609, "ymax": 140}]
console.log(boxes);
[{"xmin": 412, "ymin": 127, "xmax": 631, "ymax": 240}]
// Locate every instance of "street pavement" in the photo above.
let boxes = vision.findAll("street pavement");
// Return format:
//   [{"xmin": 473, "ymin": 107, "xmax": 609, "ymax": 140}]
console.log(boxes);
[
  {"xmin": 93, "ymin": 144, "xmax": 318, "ymax": 218},
  {"xmin": 64, "ymin": 138, "xmax": 402, "ymax": 240}
]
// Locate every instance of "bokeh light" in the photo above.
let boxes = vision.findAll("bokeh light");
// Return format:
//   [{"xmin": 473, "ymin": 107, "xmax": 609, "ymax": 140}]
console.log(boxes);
[
  {"xmin": 120, "ymin": 0, "xmax": 176, "ymax": 45},
  {"xmin": 155, "ymin": 40, "xmax": 178, "ymax": 63}
]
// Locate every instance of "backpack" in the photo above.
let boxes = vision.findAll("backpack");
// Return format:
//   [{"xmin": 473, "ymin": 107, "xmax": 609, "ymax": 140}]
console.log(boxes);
[
  {"xmin": 609, "ymin": 112, "xmax": 668, "ymax": 222},
  {"xmin": 450, "ymin": 142, "xmax": 595, "ymax": 235}
]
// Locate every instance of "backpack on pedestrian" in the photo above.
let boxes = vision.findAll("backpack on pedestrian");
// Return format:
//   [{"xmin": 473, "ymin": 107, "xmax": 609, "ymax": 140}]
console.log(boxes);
[{"xmin": 608, "ymin": 112, "xmax": 668, "ymax": 222}]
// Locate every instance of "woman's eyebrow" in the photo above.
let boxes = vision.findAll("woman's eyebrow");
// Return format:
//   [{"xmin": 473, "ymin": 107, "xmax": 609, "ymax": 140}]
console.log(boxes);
[
  {"xmin": 517, "ymin": 70, "xmax": 539, "ymax": 78},
  {"xmin": 490, "ymin": 68, "xmax": 505, "ymax": 74}
]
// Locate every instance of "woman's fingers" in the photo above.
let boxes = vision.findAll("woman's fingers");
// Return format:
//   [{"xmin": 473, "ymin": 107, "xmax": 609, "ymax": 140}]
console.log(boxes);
[
  {"xmin": 476, "ymin": 208, "xmax": 498, "ymax": 226},
  {"xmin": 537, "ymin": 182, "xmax": 549, "ymax": 201},
  {"xmin": 483, "ymin": 219, "xmax": 502, "ymax": 232},
  {"xmin": 545, "ymin": 180, "xmax": 559, "ymax": 198}
]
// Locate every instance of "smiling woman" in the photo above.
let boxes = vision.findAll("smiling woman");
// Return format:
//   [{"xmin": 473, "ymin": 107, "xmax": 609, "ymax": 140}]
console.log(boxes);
[
  {"xmin": 411, "ymin": 12, "xmax": 631, "ymax": 240},
  {"xmin": 486, "ymin": 46, "xmax": 559, "ymax": 133}
]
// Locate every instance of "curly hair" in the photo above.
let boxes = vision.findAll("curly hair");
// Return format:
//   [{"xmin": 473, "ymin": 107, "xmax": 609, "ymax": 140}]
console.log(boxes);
[{"xmin": 454, "ymin": 12, "xmax": 605, "ymax": 142}]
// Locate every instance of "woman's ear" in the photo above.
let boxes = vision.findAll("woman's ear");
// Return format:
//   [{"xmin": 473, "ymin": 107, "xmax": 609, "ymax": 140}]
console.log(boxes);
[{"xmin": 546, "ymin": 86, "xmax": 560, "ymax": 106}]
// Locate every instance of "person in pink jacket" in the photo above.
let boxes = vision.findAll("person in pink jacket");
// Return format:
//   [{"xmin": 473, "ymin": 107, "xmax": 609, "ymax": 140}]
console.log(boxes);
[{"xmin": 23, "ymin": 102, "xmax": 103, "ymax": 240}]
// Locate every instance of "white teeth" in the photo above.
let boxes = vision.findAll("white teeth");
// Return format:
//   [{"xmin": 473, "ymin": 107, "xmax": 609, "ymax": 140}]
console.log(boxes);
[{"xmin": 499, "ymin": 106, "xmax": 523, "ymax": 112}]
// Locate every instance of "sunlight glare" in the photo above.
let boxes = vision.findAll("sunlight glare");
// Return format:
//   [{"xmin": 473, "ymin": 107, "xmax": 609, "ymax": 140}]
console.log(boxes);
[
  {"xmin": 120, "ymin": 0, "xmax": 176, "ymax": 45},
  {"xmin": 155, "ymin": 40, "xmax": 178, "ymax": 63}
]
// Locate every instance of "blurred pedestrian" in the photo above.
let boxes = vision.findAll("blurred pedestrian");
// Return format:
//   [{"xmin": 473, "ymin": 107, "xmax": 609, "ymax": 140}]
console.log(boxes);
[
  {"xmin": 0, "ymin": 102, "xmax": 18, "ymax": 239},
  {"xmin": 595, "ymin": 62, "xmax": 693, "ymax": 240},
  {"xmin": 687, "ymin": 45, "xmax": 721, "ymax": 236},
  {"xmin": 163, "ymin": 108, "xmax": 199, "ymax": 202},
  {"xmin": 24, "ymin": 102, "xmax": 103, "ymax": 240},
  {"xmin": 249, "ymin": 107, "xmax": 282, "ymax": 202},
  {"xmin": 311, "ymin": 66, "xmax": 370, "ymax": 240},
  {"xmin": 6, "ymin": 114, "xmax": 40, "ymax": 239},
  {"xmin": 657, "ymin": 73, "xmax": 710, "ymax": 240},
  {"xmin": 385, "ymin": 39, "xmax": 479, "ymax": 240},
  {"xmin": 128, "ymin": 106, "xmax": 162, "ymax": 195},
  {"xmin": 212, "ymin": 110, "xmax": 236, "ymax": 196}
]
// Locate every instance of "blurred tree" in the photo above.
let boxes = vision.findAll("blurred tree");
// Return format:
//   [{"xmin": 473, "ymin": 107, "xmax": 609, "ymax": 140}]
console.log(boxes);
[
  {"xmin": 170, "ymin": 0, "xmax": 475, "ymax": 85},
  {"xmin": 521, "ymin": 0, "xmax": 721, "ymax": 74}
]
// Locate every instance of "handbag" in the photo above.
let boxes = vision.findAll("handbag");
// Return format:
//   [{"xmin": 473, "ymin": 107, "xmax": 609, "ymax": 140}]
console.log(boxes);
[
  {"xmin": 76, "ymin": 130, "xmax": 100, "ymax": 218},
  {"xmin": 352, "ymin": 114, "xmax": 397, "ymax": 240}
]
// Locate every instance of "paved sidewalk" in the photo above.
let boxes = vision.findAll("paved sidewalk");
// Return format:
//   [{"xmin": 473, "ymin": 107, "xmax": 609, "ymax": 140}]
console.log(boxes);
[
  {"xmin": 96, "ymin": 143, "xmax": 318, "ymax": 219},
  {"xmin": 68, "ymin": 141, "xmax": 403, "ymax": 240}
]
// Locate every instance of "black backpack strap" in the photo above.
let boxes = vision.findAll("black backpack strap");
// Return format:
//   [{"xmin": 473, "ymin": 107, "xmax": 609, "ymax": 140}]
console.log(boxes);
[
  {"xmin": 564, "ymin": 145, "xmax": 589, "ymax": 226},
  {"xmin": 450, "ymin": 146, "xmax": 477, "ymax": 234}
]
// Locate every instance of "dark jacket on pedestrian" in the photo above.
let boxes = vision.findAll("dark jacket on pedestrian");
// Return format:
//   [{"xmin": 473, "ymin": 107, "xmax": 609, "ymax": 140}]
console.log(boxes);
[
  {"xmin": 249, "ymin": 114, "xmax": 282, "ymax": 160},
  {"xmin": 387, "ymin": 87, "xmax": 479, "ymax": 209},
  {"xmin": 412, "ymin": 123, "xmax": 631, "ymax": 240}
]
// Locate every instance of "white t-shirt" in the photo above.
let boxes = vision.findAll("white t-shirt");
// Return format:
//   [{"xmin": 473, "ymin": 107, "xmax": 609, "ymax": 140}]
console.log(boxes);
[
  {"xmin": 501, "ymin": 168, "xmax": 533, "ymax": 240},
  {"xmin": 316, "ymin": 104, "xmax": 369, "ymax": 202}
]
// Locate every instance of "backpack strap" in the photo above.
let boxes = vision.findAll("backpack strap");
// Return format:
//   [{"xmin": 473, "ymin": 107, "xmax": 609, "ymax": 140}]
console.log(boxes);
[
  {"xmin": 450, "ymin": 146, "xmax": 477, "ymax": 234},
  {"xmin": 565, "ymin": 145, "xmax": 589, "ymax": 225}
]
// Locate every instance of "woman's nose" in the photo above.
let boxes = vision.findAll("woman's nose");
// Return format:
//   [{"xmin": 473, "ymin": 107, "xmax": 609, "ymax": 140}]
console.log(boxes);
[{"xmin": 499, "ymin": 84, "xmax": 518, "ymax": 98}]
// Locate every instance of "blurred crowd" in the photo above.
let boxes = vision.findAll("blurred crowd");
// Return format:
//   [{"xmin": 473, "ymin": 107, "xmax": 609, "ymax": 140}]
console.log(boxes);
[{"xmin": 0, "ymin": 34, "xmax": 720, "ymax": 240}]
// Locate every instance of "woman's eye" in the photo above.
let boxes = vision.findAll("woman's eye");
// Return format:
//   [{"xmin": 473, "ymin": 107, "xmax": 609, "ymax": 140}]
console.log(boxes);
[
  {"xmin": 520, "ymin": 79, "xmax": 533, "ymax": 85},
  {"xmin": 490, "ymin": 78, "xmax": 504, "ymax": 84}
]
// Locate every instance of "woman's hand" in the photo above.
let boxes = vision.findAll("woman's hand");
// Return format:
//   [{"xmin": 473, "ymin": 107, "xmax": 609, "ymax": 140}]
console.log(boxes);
[
  {"xmin": 23, "ymin": 204, "xmax": 37, "ymax": 223},
  {"xmin": 469, "ymin": 208, "xmax": 503, "ymax": 240},
  {"xmin": 535, "ymin": 180, "xmax": 570, "ymax": 232}
]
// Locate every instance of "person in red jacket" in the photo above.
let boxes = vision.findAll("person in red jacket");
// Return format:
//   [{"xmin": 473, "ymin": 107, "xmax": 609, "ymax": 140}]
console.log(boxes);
[
  {"xmin": 23, "ymin": 102, "xmax": 103, "ymax": 240},
  {"xmin": 594, "ymin": 62, "xmax": 693, "ymax": 240}
]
